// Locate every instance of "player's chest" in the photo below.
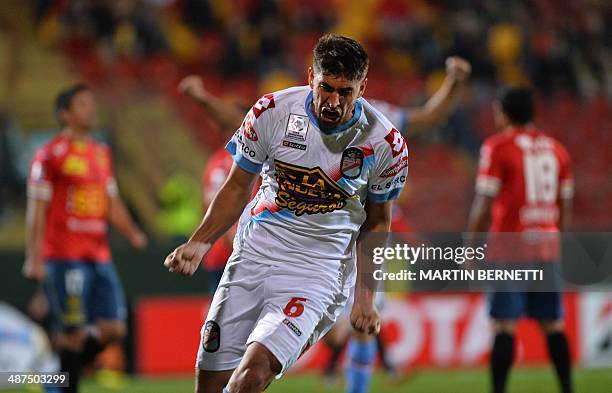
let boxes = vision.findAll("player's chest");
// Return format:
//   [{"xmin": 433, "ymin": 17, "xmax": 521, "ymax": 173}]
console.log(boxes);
[
  {"xmin": 268, "ymin": 115, "xmax": 375, "ymax": 193},
  {"xmin": 53, "ymin": 149, "xmax": 109, "ymax": 184}
]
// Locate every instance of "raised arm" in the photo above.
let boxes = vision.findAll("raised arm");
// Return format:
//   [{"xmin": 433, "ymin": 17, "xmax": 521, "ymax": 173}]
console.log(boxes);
[
  {"xmin": 404, "ymin": 57, "xmax": 471, "ymax": 136},
  {"xmin": 178, "ymin": 75, "xmax": 245, "ymax": 132}
]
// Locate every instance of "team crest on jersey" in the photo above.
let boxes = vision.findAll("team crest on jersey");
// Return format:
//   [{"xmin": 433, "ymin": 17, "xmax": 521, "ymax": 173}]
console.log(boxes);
[
  {"xmin": 202, "ymin": 321, "xmax": 220, "ymax": 353},
  {"xmin": 274, "ymin": 160, "xmax": 352, "ymax": 216},
  {"xmin": 285, "ymin": 114, "xmax": 309, "ymax": 141},
  {"xmin": 384, "ymin": 128, "xmax": 406, "ymax": 158},
  {"xmin": 340, "ymin": 147, "xmax": 364, "ymax": 179}
]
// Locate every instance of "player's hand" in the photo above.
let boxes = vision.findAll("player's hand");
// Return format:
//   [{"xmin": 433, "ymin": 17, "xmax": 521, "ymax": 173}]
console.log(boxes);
[
  {"xmin": 164, "ymin": 241, "xmax": 211, "ymax": 276},
  {"xmin": 350, "ymin": 300, "xmax": 381, "ymax": 335},
  {"xmin": 22, "ymin": 258, "xmax": 46, "ymax": 282},
  {"xmin": 178, "ymin": 75, "xmax": 209, "ymax": 103},
  {"xmin": 129, "ymin": 230, "xmax": 148, "ymax": 250},
  {"xmin": 446, "ymin": 57, "xmax": 471, "ymax": 82}
]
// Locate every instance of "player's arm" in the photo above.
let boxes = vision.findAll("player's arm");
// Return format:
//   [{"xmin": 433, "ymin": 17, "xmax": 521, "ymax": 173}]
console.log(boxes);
[
  {"xmin": 164, "ymin": 163, "xmax": 258, "ymax": 276},
  {"xmin": 466, "ymin": 193, "xmax": 493, "ymax": 235},
  {"xmin": 178, "ymin": 75, "xmax": 244, "ymax": 132},
  {"xmin": 108, "ymin": 195, "xmax": 148, "ymax": 249},
  {"xmin": 352, "ymin": 200, "xmax": 393, "ymax": 335},
  {"xmin": 404, "ymin": 57, "xmax": 471, "ymax": 136},
  {"xmin": 23, "ymin": 197, "xmax": 49, "ymax": 281}
]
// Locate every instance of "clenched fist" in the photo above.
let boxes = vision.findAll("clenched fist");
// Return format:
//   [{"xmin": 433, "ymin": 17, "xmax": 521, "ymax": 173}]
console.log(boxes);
[
  {"xmin": 350, "ymin": 300, "xmax": 381, "ymax": 335},
  {"xmin": 178, "ymin": 75, "xmax": 210, "ymax": 103},
  {"xmin": 445, "ymin": 56, "xmax": 471, "ymax": 82},
  {"xmin": 164, "ymin": 241, "xmax": 211, "ymax": 276}
]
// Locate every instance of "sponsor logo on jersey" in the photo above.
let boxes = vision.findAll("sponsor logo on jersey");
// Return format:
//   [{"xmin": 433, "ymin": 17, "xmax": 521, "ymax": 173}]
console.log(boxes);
[
  {"xmin": 235, "ymin": 133, "xmax": 257, "ymax": 158},
  {"xmin": 202, "ymin": 320, "xmax": 220, "ymax": 353},
  {"xmin": 370, "ymin": 175, "xmax": 406, "ymax": 191},
  {"xmin": 274, "ymin": 160, "xmax": 352, "ymax": 216},
  {"xmin": 68, "ymin": 184, "xmax": 108, "ymax": 217},
  {"xmin": 242, "ymin": 112, "xmax": 259, "ymax": 141},
  {"xmin": 252, "ymin": 93, "xmax": 275, "ymax": 118},
  {"xmin": 62, "ymin": 155, "xmax": 89, "ymax": 176},
  {"xmin": 282, "ymin": 140, "xmax": 307, "ymax": 151},
  {"xmin": 282, "ymin": 318, "xmax": 303, "ymax": 337},
  {"xmin": 244, "ymin": 123, "xmax": 258, "ymax": 141},
  {"xmin": 340, "ymin": 147, "xmax": 364, "ymax": 179},
  {"xmin": 285, "ymin": 114, "xmax": 309, "ymax": 141},
  {"xmin": 379, "ymin": 155, "xmax": 408, "ymax": 178},
  {"xmin": 384, "ymin": 128, "xmax": 406, "ymax": 158}
]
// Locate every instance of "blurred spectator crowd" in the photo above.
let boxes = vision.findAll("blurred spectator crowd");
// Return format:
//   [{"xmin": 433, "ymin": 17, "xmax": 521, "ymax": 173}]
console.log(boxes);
[
  {"xmin": 35, "ymin": 0, "xmax": 610, "ymax": 96},
  {"xmin": 0, "ymin": 0, "xmax": 610, "ymax": 237}
]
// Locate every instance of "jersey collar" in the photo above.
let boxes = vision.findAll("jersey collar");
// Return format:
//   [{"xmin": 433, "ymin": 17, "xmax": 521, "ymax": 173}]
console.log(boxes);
[{"xmin": 305, "ymin": 90, "xmax": 363, "ymax": 135}]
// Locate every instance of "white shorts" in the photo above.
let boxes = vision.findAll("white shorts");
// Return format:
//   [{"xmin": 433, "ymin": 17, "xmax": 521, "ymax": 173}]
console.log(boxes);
[{"xmin": 196, "ymin": 254, "xmax": 352, "ymax": 373}]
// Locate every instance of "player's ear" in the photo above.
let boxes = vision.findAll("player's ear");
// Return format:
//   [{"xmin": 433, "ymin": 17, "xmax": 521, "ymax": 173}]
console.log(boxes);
[
  {"xmin": 308, "ymin": 67, "xmax": 314, "ymax": 88},
  {"xmin": 358, "ymin": 77, "xmax": 368, "ymax": 98}
]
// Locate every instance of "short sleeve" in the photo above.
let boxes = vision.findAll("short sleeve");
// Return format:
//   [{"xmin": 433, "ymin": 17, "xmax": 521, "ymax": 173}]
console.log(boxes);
[
  {"xmin": 225, "ymin": 93, "xmax": 275, "ymax": 174},
  {"xmin": 476, "ymin": 139, "xmax": 503, "ymax": 197},
  {"xmin": 368, "ymin": 128, "xmax": 409, "ymax": 203},
  {"xmin": 27, "ymin": 148, "xmax": 54, "ymax": 201}
]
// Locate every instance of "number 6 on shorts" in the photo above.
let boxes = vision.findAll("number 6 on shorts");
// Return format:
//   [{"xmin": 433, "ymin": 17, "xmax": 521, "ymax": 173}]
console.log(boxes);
[{"xmin": 283, "ymin": 297, "xmax": 307, "ymax": 317}]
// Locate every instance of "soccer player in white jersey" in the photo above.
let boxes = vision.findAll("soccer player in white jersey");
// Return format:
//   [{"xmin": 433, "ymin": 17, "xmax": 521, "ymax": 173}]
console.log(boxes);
[
  {"xmin": 164, "ymin": 34, "xmax": 409, "ymax": 393},
  {"xmin": 178, "ymin": 55, "xmax": 471, "ymax": 393}
]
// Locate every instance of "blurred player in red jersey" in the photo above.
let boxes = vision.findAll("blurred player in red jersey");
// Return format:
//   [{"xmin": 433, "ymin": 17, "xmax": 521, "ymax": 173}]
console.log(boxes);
[
  {"xmin": 179, "ymin": 56, "xmax": 471, "ymax": 392},
  {"xmin": 23, "ymin": 84, "xmax": 147, "ymax": 393},
  {"xmin": 179, "ymin": 76, "xmax": 247, "ymax": 293},
  {"xmin": 467, "ymin": 86, "xmax": 574, "ymax": 393}
]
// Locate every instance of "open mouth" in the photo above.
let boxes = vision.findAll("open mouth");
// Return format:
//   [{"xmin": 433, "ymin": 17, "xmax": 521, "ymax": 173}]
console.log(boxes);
[{"xmin": 320, "ymin": 107, "xmax": 341, "ymax": 123}]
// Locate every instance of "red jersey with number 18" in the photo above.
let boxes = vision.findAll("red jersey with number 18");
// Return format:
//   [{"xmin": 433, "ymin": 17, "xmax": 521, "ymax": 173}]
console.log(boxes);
[
  {"xmin": 28, "ymin": 134, "xmax": 117, "ymax": 263},
  {"xmin": 476, "ymin": 127, "xmax": 573, "ymax": 260}
]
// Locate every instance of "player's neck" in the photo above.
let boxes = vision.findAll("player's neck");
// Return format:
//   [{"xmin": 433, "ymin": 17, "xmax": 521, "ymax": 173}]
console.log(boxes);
[
  {"xmin": 506, "ymin": 123, "xmax": 534, "ymax": 133},
  {"xmin": 61, "ymin": 127, "xmax": 90, "ymax": 141}
]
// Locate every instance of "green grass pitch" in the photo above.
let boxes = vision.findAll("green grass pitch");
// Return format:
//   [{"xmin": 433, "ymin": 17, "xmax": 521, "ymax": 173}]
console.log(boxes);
[{"xmin": 5, "ymin": 367, "xmax": 611, "ymax": 392}]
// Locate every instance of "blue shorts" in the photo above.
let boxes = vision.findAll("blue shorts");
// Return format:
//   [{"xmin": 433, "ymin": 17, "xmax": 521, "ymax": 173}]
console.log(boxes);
[
  {"xmin": 488, "ymin": 292, "xmax": 563, "ymax": 321},
  {"xmin": 44, "ymin": 260, "xmax": 127, "ymax": 330}
]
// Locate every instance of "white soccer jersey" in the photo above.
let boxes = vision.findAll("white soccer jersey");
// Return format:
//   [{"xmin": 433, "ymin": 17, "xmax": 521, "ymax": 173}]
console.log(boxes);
[{"xmin": 225, "ymin": 86, "xmax": 409, "ymax": 280}]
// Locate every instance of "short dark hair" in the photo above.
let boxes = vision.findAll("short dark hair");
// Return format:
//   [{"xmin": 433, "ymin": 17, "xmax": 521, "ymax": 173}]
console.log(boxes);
[
  {"xmin": 54, "ymin": 83, "xmax": 90, "ymax": 125},
  {"xmin": 313, "ymin": 34, "xmax": 369, "ymax": 81},
  {"xmin": 497, "ymin": 86, "xmax": 534, "ymax": 125}
]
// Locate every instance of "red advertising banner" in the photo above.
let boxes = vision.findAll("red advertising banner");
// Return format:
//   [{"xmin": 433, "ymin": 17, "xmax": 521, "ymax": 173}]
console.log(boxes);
[{"xmin": 136, "ymin": 293, "xmax": 612, "ymax": 375}]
